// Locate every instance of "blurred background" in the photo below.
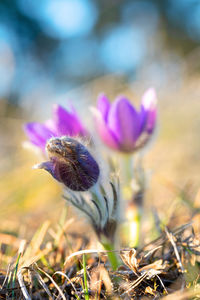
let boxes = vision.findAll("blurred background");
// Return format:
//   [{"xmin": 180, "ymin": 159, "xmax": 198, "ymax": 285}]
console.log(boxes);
[{"xmin": 1, "ymin": 0, "xmax": 200, "ymax": 240}]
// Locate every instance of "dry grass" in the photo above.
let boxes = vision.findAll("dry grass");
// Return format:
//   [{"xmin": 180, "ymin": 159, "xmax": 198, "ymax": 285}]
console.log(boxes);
[{"xmin": 0, "ymin": 216, "xmax": 200, "ymax": 299}]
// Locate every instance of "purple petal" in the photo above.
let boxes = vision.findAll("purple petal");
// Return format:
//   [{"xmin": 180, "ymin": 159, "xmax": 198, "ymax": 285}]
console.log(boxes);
[
  {"xmin": 52, "ymin": 104, "xmax": 86, "ymax": 136},
  {"xmin": 145, "ymin": 110, "xmax": 157, "ymax": 134},
  {"xmin": 34, "ymin": 160, "xmax": 61, "ymax": 182},
  {"xmin": 97, "ymin": 93, "xmax": 111, "ymax": 122},
  {"xmin": 69, "ymin": 105, "xmax": 88, "ymax": 136},
  {"xmin": 107, "ymin": 97, "xmax": 141, "ymax": 151},
  {"xmin": 24, "ymin": 122, "xmax": 55, "ymax": 150},
  {"xmin": 141, "ymin": 88, "xmax": 157, "ymax": 110},
  {"xmin": 139, "ymin": 108, "xmax": 147, "ymax": 133},
  {"xmin": 44, "ymin": 119, "xmax": 58, "ymax": 134},
  {"xmin": 141, "ymin": 88, "xmax": 157, "ymax": 134},
  {"xmin": 93, "ymin": 109, "xmax": 120, "ymax": 150}
]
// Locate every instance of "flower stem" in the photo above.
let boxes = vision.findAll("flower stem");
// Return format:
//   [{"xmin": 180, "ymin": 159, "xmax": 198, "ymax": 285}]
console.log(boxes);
[
  {"xmin": 101, "ymin": 240, "xmax": 120, "ymax": 271},
  {"xmin": 127, "ymin": 205, "xmax": 142, "ymax": 247},
  {"xmin": 124, "ymin": 153, "xmax": 145, "ymax": 248},
  {"xmin": 119, "ymin": 154, "xmax": 134, "ymax": 186},
  {"xmin": 82, "ymin": 254, "xmax": 89, "ymax": 300}
]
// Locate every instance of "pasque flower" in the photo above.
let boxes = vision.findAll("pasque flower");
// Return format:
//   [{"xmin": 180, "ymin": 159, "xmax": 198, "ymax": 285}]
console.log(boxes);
[
  {"xmin": 34, "ymin": 135, "xmax": 119, "ymax": 245},
  {"xmin": 24, "ymin": 104, "xmax": 87, "ymax": 151},
  {"xmin": 93, "ymin": 88, "xmax": 157, "ymax": 153},
  {"xmin": 34, "ymin": 136, "xmax": 119, "ymax": 241},
  {"xmin": 35, "ymin": 136, "xmax": 100, "ymax": 191}
]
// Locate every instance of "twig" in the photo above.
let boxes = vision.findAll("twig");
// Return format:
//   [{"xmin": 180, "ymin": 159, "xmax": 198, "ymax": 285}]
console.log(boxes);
[
  {"xmin": 156, "ymin": 274, "xmax": 168, "ymax": 295},
  {"xmin": 165, "ymin": 227, "xmax": 185, "ymax": 274},
  {"xmin": 165, "ymin": 227, "xmax": 185, "ymax": 291}
]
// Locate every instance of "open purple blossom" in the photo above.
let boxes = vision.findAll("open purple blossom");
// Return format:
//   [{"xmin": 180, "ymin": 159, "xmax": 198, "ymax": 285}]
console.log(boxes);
[
  {"xmin": 34, "ymin": 137, "xmax": 100, "ymax": 192},
  {"xmin": 24, "ymin": 104, "xmax": 88, "ymax": 152},
  {"xmin": 93, "ymin": 88, "xmax": 157, "ymax": 153}
]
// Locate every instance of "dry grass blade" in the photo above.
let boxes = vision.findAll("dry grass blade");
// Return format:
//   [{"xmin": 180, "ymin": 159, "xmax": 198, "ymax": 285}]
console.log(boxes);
[
  {"xmin": 0, "ymin": 263, "xmax": 11, "ymax": 290},
  {"xmin": 17, "ymin": 268, "xmax": 31, "ymax": 300},
  {"xmin": 139, "ymin": 259, "xmax": 166, "ymax": 275},
  {"xmin": 20, "ymin": 242, "xmax": 53, "ymax": 267},
  {"xmin": 22, "ymin": 220, "xmax": 50, "ymax": 265},
  {"xmin": 121, "ymin": 272, "xmax": 148, "ymax": 296},
  {"xmin": 156, "ymin": 275, "xmax": 168, "ymax": 295},
  {"xmin": 54, "ymin": 271, "xmax": 80, "ymax": 298},
  {"xmin": 35, "ymin": 264, "xmax": 67, "ymax": 300},
  {"xmin": 33, "ymin": 270, "xmax": 54, "ymax": 299},
  {"xmin": 64, "ymin": 248, "xmax": 117, "ymax": 265},
  {"xmin": 143, "ymin": 245, "xmax": 163, "ymax": 258},
  {"xmin": 165, "ymin": 227, "xmax": 185, "ymax": 275}
]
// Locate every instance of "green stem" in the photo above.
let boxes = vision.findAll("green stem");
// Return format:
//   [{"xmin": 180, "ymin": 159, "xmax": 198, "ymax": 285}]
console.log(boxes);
[
  {"xmin": 82, "ymin": 254, "xmax": 89, "ymax": 300},
  {"xmin": 12, "ymin": 252, "xmax": 21, "ymax": 299},
  {"xmin": 101, "ymin": 241, "xmax": 120, "ymax": 271},
  {"xmin": 120, "ymin": 154, "xmax": 134, "ymax": 186},
  {"xmin": 130, "ymin": 153, "xmax": 145, "ymax": 247}
]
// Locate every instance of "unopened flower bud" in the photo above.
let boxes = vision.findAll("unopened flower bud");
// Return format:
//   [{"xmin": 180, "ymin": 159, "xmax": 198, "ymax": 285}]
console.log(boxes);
[{"xmin": 35, "ymin": 137, "xmax": 100, "ymax": 191}]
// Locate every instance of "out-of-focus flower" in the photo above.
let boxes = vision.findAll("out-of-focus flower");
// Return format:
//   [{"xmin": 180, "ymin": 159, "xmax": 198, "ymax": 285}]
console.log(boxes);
[
  {"xmin": 93, "ymin": 88, "xmax": 157, "ymax": 153},
  {"xmin": 34, "ymin": 136, "xmax": 99, "ymax": 191},
  {"xmin": 24, "ymin": 104, "xmax": 87, "ymax": 151}
]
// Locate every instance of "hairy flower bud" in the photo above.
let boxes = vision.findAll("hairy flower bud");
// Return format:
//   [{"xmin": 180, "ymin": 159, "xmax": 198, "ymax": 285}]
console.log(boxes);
[{"xmin": 35, "ymin": 137, "xmax": 100, "ymax": 191}]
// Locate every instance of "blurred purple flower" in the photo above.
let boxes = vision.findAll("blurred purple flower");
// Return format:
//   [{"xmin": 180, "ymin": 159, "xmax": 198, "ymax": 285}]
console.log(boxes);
[
  {"xmin": 34, "ymin": 137, "xmax": 100, "ymax": 191},
  {"xmin": 94, "ymin": 88, "xmax": 157, "ymax": 153},
  {"xmin": 24, "ymin": 104, "xmax": 88, "ymax": 151}
]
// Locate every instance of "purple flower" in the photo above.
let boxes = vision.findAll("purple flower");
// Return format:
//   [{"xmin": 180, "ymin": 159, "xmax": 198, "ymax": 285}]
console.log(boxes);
[
  {"xmin": 93, "ymin": 88, "xmax": 157, "ymax": 153},
  {"xmin": 24, "ymin": 104, "xmax": 88, "ymax": 151},
  {"xmin": 35, "ymin": 137, "xmax": 100, "ymax": 191}
]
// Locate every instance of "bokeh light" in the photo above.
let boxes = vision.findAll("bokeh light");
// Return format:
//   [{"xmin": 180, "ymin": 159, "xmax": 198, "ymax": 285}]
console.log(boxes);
[
  {"xmin": 167, "ymin": 0, "xmax": 200, "ymax": 40},
  {"xmin": 51, "ymin": 38, "xmax": 100, "ymax": 78},
  {"xmin": 100, "ymin": 25, "xmax": 146, "ymax": 73},
  {"xmin": 17, "ymin": 0, "xmax": 98, "ymax": 38},
  {"xmin": 0, "ymin": 0, "xmax": 199, "ymax": 105},
  {"xmin": 0, "ymin": 24, "xmax": 16, "ymax": 97}
]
